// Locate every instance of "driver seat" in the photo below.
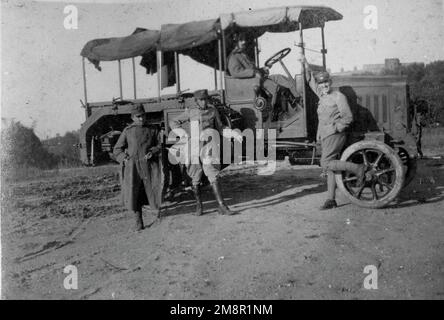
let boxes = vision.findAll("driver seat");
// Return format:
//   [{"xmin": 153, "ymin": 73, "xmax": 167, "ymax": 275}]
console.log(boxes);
[
  {"xmin": 225, "ymin": 74, "xmax": 261, "ymax": 102},
  {"xmin": 224, "ymin": 74, "xmax": 269, "ymax": 104}
]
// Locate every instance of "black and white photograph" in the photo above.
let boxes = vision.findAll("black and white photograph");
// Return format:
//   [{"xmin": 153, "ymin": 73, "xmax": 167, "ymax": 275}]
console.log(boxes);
[{"xmin": 1, "ymin": 0, "xmax": 443, "ymax": 301}]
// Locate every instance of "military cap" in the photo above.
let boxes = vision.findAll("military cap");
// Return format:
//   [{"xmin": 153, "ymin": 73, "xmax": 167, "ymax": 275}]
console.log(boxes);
[
  {"xmin": 315, "ymin": 71, "xmax": 331, "ymax": 83},
  {"xmin": 130, "ymin": 104, "xmax": 145, "ymax": 116},
  {"xmin": 194, "ymin": 89, "xmax": 209, "ymax": 100}
]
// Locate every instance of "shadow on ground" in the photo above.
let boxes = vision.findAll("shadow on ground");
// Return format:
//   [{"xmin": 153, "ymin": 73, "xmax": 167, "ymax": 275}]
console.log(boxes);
[
  {"xmin": 161, "ymin": 168, "xmax": 325, "ymax": 217},
  {"xmin": 392, "ymin": 158, "xmax": 444, "ymax": 209}
]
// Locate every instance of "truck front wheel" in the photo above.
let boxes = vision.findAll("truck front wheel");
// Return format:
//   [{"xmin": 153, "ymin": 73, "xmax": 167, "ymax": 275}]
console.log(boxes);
[{"xmin": 335, "ymin": 140, "xmax": 405, "ymax": 208}]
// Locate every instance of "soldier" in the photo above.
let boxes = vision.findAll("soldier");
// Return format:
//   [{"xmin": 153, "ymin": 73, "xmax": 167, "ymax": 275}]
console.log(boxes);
[
  {"xmin": 410, "ymin": 99, "xmax": 427, "ymax": 158},
  {"xmin": 227, "ymin": 32, "xmax": 299, "ymax": 108},
  {"xmin": 302, "ymin": 56, "xmax": 365, "ymax": 210},
  {"xmin": 113, "ymin": 104, "xmax": 163, "ymax": 231},
  {"xmin": 169, "ymin": 89, "xmax": 240, "ymax": 216}
]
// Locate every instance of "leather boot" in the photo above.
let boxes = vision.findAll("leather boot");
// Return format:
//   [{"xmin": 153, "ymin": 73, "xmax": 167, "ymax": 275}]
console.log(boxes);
[
  {"xmin": 211, "ymin": 181, "xmax": 235, "ymax": 215},
  {"xmin": 285, "ymin": 89, "xmax": 299, "ymax": 108},
  {"xmin": 320, "ymin": 199, "xmax": 338, "ymax": 210},
  {"xmin": 192, "ymin": 185, "xmax": 203, "ymax": 216},
  {"xmin": 133, "ymin": 211, "xmax": 144, "ymax": 231},
  {"xmin": 326, "ymin": 160, "xmax": 366, "ymax": 187}
]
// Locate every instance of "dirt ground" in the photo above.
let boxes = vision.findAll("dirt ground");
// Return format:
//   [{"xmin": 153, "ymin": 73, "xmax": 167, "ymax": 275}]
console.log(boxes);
[{"xmin": 1, "ymin": 158, "xmax": 443, "ymax": 300}]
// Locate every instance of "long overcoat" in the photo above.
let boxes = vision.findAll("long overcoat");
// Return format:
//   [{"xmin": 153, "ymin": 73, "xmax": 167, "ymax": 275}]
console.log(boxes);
[{"xmin": 113, "ymin": 123, "xmax": 163, "ymax": 212}]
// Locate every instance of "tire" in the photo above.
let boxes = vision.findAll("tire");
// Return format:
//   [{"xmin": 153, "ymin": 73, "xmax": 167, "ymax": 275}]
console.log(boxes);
[{"xmin": 335, "ymin": 140, "xmax": 405, "ymax": 208}]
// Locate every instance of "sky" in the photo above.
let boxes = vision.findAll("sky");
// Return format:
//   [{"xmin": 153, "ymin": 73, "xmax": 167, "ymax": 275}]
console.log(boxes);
[{"xmin": 1, "ymin": 0, "xmax": 443, "ymax": 139}]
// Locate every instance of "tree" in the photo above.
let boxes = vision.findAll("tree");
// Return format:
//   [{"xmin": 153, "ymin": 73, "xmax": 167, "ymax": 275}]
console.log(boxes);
[
  {"xmin": 413, "ymin": 61, "xmax": 444, "ymax": 124},
  {"xmin": 42, "ymin": 130, "xmax": 81, "ymax": 166},
  {"xmin": 381, "ymin": 61, "xmax": 444, "ymax": 125},
  {"xmin": 1, "ymin": 120, "xmax": 58, "ymax": 170}
]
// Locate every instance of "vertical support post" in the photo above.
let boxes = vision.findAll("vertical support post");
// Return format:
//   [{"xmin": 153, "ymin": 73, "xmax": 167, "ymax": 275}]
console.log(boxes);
[
  {"xmin": 174, "ymin": 52, "xmax": 181, "ymax": 94},
  {"xmin": 221, "ymin": 30, "xmax": 227, "ymax": 103},
  {"xmin": 299, "ymin": 22, "xmax": 306, "ymax": 93},
  {"xmin": 299, "ymin": 22, "xmax": 307, "ymax": 135},
  {"xmin": 132, "ymin": 57, "xmax": 137, "ymax": 99},
  {"xmin": 118, "ymin": 60, "xmax": 123, "ymax": 98},
  {"xmin": 321, "ymin": 25, "xmax": 326, "ymax": 70},
  {"xmin": 90, "ymin": 136, "xmax": 95, "ymax": 166},
  {"xmin": 214, "ymin": 68, "xmax": 218, "ymax": 90},
  {"xmin": 218, "ymin": 38, "xmax": 223, "ymax": 97},
  {"xmin": 156, "ymin": 50, "xmax": 161, "ymax": 102},
  {"xmin": 311, "ymin": 145, "xmax": 316, "ymax": 165},
  {"xmin": 82, "ymin": 57, "xmax": 88, "ymax": 104},
  {"xmin": 254, "ymin": 38, "xmax": 260, "ymax": 66}
]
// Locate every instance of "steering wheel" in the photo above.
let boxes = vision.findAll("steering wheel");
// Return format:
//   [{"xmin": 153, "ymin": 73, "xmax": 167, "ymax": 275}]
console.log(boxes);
[{"xmin": 264, "ymin": 48, "xmax": 291, "ymax": 68}]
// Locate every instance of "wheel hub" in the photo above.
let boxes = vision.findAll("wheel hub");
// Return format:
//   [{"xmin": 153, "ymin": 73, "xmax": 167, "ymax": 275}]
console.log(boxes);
[{"xmin": 365, "ymin": 169, "xmax": 376, "ymax": 182}]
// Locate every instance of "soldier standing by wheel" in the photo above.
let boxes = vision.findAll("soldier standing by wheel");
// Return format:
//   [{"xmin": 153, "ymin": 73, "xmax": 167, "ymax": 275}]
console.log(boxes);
[
  {"xmin": 410, "ymin": 99, "xmax": 427, "ymax": 158},
  {"xmin": 301, "ymin": 56, "xmax": 365, "ymax": 210},
  {"xmin": 169, "ymin": 89, "xmax": 241, "ymax": 216},
  {"xmin": 113, "ymin": 104, "xmax": 163, "ymax": 231}
]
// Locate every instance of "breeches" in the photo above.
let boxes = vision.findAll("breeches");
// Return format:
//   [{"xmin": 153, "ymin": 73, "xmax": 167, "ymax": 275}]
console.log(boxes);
[
  {"xmin": 320, "ymin": 133, "xmax": 347, "ymax": 170},
  {"xmin": 264, "ymin": 74, "xmax": 299, "ymax": 98},
  {"xmin": 187, "ymin": 162, "xmax": 220, "ymax": 186},
  {"xmin": 320, "ymin": 133, "xmax": 361, "ymax": 175}
]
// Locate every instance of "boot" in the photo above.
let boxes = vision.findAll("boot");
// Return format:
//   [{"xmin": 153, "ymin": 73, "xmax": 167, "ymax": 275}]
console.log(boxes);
[
  {"xmin": 211, "ymin": 181, "xmax": 235, "ymax": 215},
  {"xmin": 355, "ymin": 164, "xmax": 366, "ymax": 187},
  {"xmin": 133, "ymin": 211, "xmax": 144, "ymax": 231},
  {"xmin": 320, "ymin": 199, "xmax": 337, "ymax": 210},
  {"xmin": 326, "ymin": 160, "xmax": 366, "ymax": 187},
  {"xmin": 192, "ymin": 185, "xmax": 203, "ymax": 216}
]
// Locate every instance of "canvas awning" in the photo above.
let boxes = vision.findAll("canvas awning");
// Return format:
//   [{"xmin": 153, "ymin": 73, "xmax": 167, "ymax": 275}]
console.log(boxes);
[
  {"xmin": 80, "ymin": 6, "xmax": 342, "ymax": 71},
  {"xmin": 220, "ymin": 6, "xmax": 342, "ymax": 32},
  {"xmin": 160, "ymin": 19, "xmax": 221, "ymax": 70},
  {"xmin": 80, "ymin": 28, "xmax": 159, "ymax": 71},
  {"xmin": 160, "ymin": 19, "xmax": 219, "ymax": 51}
]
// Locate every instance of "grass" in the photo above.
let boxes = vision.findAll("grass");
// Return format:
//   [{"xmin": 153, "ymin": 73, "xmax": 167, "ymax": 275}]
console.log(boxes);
[{"xmin": 1, "ymin": 163, "xmax": 119, "ymax": 184}]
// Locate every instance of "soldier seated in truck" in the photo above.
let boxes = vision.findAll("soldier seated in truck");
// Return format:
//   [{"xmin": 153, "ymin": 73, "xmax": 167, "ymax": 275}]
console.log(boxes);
[{"xmin": 227, "ymin": 32, "xmax": 300, "ymax": 117}]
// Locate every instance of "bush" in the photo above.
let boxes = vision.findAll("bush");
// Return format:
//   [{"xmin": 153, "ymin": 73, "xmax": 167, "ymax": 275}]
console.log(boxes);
[
  {"xmin": 43, "ymin": 131, "xmax": 82, "ymax": 167},
  {"xmin": 1, "ymin": 120, "xmax": 58, "ymax": 172},
  {"xmin": 382, "ymin": 61, "xmax": 444, "ymax": 126}
]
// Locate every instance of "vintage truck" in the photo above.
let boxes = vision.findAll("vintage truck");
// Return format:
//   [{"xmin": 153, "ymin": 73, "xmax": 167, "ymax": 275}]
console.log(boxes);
[{"xmin": 79, "ymin": 5, "xmax": 418, "ymax": 208}]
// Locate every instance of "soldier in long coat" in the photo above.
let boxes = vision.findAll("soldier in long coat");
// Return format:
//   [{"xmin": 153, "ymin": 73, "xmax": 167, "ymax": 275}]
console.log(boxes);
[{"xmin": 113, "ymin": 104, "xmax": 163, "ymax": 231}]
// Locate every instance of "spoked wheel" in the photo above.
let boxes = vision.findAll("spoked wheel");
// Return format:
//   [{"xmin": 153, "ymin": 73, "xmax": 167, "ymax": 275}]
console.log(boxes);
[{"xmin": 335, "ymin": 140, "xmax": 405, "ymax": 208}]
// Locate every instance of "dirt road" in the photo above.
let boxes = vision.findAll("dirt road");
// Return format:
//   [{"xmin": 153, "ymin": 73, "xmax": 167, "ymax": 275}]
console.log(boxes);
[{"xmin": 1, "ymin": 159, "xmax": 443, "ymax": 299}]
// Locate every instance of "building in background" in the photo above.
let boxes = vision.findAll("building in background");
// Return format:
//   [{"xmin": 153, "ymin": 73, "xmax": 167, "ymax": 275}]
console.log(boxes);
[{"xmin": 361, "ymin": 58, "xmax": 424, "ymax": 75}]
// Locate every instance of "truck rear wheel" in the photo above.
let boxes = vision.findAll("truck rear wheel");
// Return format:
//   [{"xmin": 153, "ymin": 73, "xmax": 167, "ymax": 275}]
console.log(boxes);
[{"xmin": 335, "ymin": 140, "xmax": 405, "ymax": 208}]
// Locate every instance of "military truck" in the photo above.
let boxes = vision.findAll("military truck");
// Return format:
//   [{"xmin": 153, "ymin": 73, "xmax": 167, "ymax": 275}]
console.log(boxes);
[{"xmin": 79, "ymin": 5, "xmax": 418, "ymax": 208}]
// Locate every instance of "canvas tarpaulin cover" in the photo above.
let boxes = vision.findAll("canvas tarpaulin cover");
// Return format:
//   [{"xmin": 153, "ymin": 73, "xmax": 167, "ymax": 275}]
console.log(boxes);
[
  {"xmin": 220, "ymin": 6, "xmax": 342, "ymax": 32},
  {"xmin": 160, "ymin": 19, "xmax": 221, "ymax": 70},
  {"xmin": 80, "ymin": 28, "xmax": 160, "ymax": 72},
  {"xmin": 80, "ymin": 6, "xmax": 342, "ymax": 72}
]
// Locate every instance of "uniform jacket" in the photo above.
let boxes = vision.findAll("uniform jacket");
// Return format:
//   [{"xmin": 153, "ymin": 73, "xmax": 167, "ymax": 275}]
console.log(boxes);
[
  {"xmin": 169, "ymin": 104, "xmax": 225, "ymax": 135},
  {"xmin": 307, "ymin": 70, "xmax": 353, "ymax": 141},
  {"xmin": 113, "ymin": 123, "xmax": 163, "ymax": 211},
  {"xmin": 169, "ymin": 104, "xmax": 226, "ymax": 166},
  {"xmin": 227, "ymin": 48, "xmax": 256, "ymax": 78}
]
